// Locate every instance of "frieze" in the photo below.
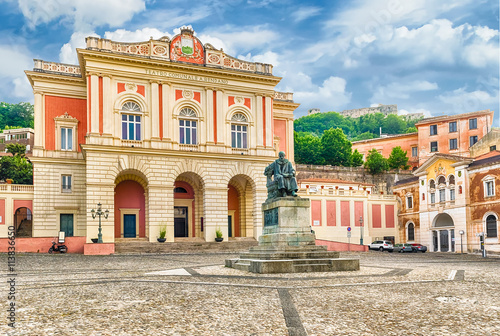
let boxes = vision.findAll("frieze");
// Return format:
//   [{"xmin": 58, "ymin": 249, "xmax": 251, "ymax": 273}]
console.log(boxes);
[
  {"xmin": 264, "ymin": 207, "xmax": 279, "ymax": 227},
  {"xmin": 145, "ymin": 70, "xmax": 229, "ymax": 84}
]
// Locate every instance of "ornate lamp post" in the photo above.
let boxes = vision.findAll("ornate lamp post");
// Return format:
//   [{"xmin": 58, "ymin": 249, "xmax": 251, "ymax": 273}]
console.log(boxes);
[
  {"xmin": 359, "ymin": 216, "xmax": 364, "ymax": 245},
  {"xmin": 91, "ymin": 202, "xmax": 109, "ymax": 244}
]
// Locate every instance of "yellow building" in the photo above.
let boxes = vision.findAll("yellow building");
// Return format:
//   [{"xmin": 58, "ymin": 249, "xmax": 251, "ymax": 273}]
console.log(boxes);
[{"xmin": 23, "ymin": 27, "xmax": 298, "ymax": 248}]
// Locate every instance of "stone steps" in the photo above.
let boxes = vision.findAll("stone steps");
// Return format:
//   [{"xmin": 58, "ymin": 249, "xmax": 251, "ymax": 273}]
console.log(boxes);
[{"xmin": 114, "ymin": 239, "xmax": 258, "ymax": 254}]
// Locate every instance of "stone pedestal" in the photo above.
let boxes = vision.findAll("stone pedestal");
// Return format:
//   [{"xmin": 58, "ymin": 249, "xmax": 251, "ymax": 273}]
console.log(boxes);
[{"xmin": 226, "ymin": 197, "xmax": 359, "ymax": 273}]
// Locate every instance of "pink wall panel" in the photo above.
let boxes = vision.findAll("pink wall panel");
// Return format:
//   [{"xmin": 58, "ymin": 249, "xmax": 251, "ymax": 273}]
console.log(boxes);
[
  {"xmin": 385, "ymin": 204, "xmax": 395, "ymax": 228},
  {"xmin": 114, "ymin": 180, "xmax": 146, "ymax": 238},
  {"xmin": 273, "ymin": 119, "xmax": 287, "ymax": 153},
  {"xmin": 311, "ymin": 200, "xmax": 321, "ymax": 226},
  {"xmin": 354, "ymin": 201, "xmax": 364, "ymax": 227},
  {"xmin": 372, "ymin": 204, "xmax": 381, "ymax": 228},
  {"xmin": 326, "ymin": 200, "xmax": 336, "ymax": 226},
  {"xmin": 341, "ymin": 201, "xmax": 350, "ymax": 226},
  {"xmin": 0, "ymin": 199, "xmax": 4, "ymax": 224},
  {"xmin": 14, "ymin": 200, "xmax": 32, "ymax": 212}
]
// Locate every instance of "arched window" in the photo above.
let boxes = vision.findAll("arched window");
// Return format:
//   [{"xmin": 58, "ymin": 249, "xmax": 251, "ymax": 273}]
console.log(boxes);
[
  {"xmin": 486, "ymin": 215, "xmax": 498, "ymax": 238},
  {"xmin": 407, "ymin": 223, "xmax": 415, "ymax": 241},
  {"xmin": 121, "ymin": 101, "xmax": 142, "ymax": 141},
  {"xmin": 179, "ymin": 107, "xmax": 198, "ymax": 145},
  {"xmin": 429, "ymin": 179, "xmax": 435, "ymax": 189},
  {"xmin": 230, "ymin": 113, "xmax": 248, "ymax": 148},
  {"xmin": 438, "ymin": 175, "xmax": 446, "ymax": 185},
  {"xmin": 448, "ymin": 175, "xmax": 455, "ymax": 185},
  {"xmin": 174, "ymin": 187, "xmax": 188, "ymax": 193}
]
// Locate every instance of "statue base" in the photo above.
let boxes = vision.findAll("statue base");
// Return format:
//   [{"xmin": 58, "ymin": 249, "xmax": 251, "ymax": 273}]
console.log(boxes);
[{"xmin": 226, "ymin": 197, "xmax": 360, "ymax": 274}]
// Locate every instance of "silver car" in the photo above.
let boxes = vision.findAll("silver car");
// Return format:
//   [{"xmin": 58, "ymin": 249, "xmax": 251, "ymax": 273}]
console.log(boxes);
[
  {"xmin": 369, "ymin": 240, "xmax": 394, "ymax": 251},
  {"xmin": 394, "ymin": 243, "xmax": 414, "ymax": 253}
]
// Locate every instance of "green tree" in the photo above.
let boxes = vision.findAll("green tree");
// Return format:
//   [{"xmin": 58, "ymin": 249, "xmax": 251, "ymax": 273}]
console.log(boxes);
[
  {"xmin": 0, "ymin": 102, "xmax": 34, "ymax": 130},
  {"xmin": 382, "ymin": 114, "xmax": 406, "ymax": 134},
  {"xmin": 321, "ymin": 128, "xmax": 352, "ymax": 166},
  {"xmin": 350, "ymin": 149, "xmax": 364, "ymax": 167},
  {"xmin": 294, "ymin": 132, "xmax": 324, "ymax": 165},
  {"xmin": 0, "ymin": 144, "xmax": 32, "ymax": 184},
  {"xmin": 351, "ymin": 131, "xmax": 378, "ymax": 142},
  {"xmin": 404, "ymin": 126, "xmax": 417, "ymax": 133},
  {"xmin": 388, "ymin": 146, "xmax": 410, "ymax": 171},
  {"xmin": 364, "ymin": 149, "xmax": 389, "ymax": 174}
]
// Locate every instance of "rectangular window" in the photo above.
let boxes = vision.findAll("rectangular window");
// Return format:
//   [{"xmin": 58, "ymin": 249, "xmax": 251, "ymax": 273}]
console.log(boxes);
[
  {"xmin": 62, "ymin": 175, "xmax": 72, "ymax": 193},
  {"xmin": 450, "ymin": 189, "xmax": 455, "ymax": 201},
  {"xmin": 491, "ymin": 145, "xmax": 497, "ymax": 151},
  {"xmin": 469, "ymin": 135, "xmax": 478, "ymax": 147},
  {"xmin": 469, "ymin": 118, "xmax": 477, "ymax": 129},
  {"xmin": 430, "ymin": 125, "xmax": 438, "ymax": 135},
  {"xmin": 486, "ymin": 181, "xmax": 495, "ymax": 197},
  {"xmin": 439, "ymin": 189, "xmax": 445, "ymax": 202},
  {"xmin": 430, "ymin": 141, "xmax": 438, "ymax": 152},
  {"xmin": 61, "ymin": 127, "xmax": 73, "ymax": 150},
  {"xmin": 449, "ymin": 138, "xmax": 458, "ymax": 150},
  {"xmin": 430, "ymin": 192, "xmax": 435, "ymax": 204},
  {"xmin": 179, "ymin": 119, "xmax": 197, "ymax": 145},
  {"xmin": 411, "ymin": 147, "xmax": 418, "ymax": 157},
  {"xmin": 449, "ymin": 121, "xmax": 457, "ymax": 132},
  {"xmin": 121, "ymin": 114, "xmax": 141, "ymax": 141},
  {"xmin": 231, "ymin": 124, "xmax": 248, "ymax": 148},
  {"xmin": 407, "ymin": 196, "xmax": 413, "ymax": 209}
]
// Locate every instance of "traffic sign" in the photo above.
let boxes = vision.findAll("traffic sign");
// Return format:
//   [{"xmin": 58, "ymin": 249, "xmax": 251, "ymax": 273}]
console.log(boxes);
[
  {"xmin": 347, "ymin": 227, "xmax": 351, "ymax": 232},
  {"xmin": 347, "ymin": 232, "xmax": 351, "ymax": 238}
]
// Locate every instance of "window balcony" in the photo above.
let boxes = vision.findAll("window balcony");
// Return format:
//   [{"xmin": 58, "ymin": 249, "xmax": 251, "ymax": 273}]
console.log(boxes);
[
  {"xmin": 179, "ymin": 144, "xmax": 200, "ymax": 152},
  {"xmin": 121, "ymin": 139, "xmax": 143, "ymax": 147}
]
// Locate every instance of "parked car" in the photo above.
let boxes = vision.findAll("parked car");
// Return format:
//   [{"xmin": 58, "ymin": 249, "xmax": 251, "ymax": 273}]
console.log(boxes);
[
  {"xmin": 410, "ymin": 243, "xmax": 428, "ymax": 253},
  {"xmin": 369, "ymin": 240, "xmax": 394, "ymax": 252},
  {"xmin": 394, "ymin": 243, "xmax": 414, "ymax": 253}
]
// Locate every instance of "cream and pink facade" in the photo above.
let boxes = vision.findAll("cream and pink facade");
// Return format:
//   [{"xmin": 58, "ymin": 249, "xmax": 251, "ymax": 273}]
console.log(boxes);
[{"xmin": 6, "ymin": 28, "xmax": 300, "ymax": 250}]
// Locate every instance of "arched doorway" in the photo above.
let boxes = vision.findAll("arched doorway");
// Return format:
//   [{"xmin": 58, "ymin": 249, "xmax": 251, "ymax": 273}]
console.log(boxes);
[
  {"xmin": 432, "ymin": 213, "xmax": 455, "ymax": 252},
  {"xmin": 114, "ymin": 179, "xmax": 146, "ymax": 238},
  {"xmin": 14, "ymin": 207, "xmax": 32, "ymax": 237},
  {"xmin": 174, "ymin": 172, "xmax": 204, "ymax": 239},
  {"xmin": 228, "ymin": 174, "xmax": 257, "ymax": 239}
]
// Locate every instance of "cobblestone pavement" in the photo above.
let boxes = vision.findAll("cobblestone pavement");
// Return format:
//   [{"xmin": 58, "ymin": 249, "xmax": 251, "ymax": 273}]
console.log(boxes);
[{"xmin": 1, "ymin": 251, "xmax": 499, "ymax": 336}]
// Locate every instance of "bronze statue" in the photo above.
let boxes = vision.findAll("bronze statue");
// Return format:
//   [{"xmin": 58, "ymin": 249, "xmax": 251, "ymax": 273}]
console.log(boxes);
[{"xmin": 265, "ymin": 151, "xmax": 298, "ymax": 199}]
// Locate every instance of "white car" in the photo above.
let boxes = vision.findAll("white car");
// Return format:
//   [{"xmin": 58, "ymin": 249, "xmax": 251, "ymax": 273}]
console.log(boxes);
[{"xmin": 369, "ymin": 240, "xmax": 394, "ymax": 251}]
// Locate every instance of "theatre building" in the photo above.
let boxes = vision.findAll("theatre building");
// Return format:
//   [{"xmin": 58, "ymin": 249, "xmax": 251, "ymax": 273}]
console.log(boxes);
[{"xmin": 15, "ymin": 27, "xmax": 298, "ymax": 249}]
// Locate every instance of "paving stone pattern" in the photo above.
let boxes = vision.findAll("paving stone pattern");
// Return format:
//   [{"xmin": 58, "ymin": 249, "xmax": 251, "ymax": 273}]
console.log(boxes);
[{"xmin": 1, "ymin": 251, "xmax": 499, "ymax": 335}]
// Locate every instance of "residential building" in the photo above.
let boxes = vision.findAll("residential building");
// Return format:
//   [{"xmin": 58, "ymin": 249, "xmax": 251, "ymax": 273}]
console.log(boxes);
[{"xmin": 0, "ymin": 128, "xmax": 34, "ymax": 155}]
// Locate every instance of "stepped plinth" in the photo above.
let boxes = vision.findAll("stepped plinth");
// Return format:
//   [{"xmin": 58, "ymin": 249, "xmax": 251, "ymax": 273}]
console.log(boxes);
[{"xmin": 225, "ymin": 197, "xmax": 360, "ymax": 274}]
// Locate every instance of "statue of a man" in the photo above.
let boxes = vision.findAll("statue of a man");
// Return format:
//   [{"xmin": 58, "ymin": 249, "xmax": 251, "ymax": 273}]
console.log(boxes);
[{"xmin": 273, "ymin": 151, "xmax": 298, "ymax": 197}]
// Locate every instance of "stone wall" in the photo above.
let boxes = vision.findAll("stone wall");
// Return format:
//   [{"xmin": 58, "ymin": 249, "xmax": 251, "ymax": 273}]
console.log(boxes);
[
  {"xmin": 340, "ymin": 104, "xmax": 397, "ymax": 118},
  {"xmin": 296, "ymin": 164, "xmax": 414, "ymax": 194}
]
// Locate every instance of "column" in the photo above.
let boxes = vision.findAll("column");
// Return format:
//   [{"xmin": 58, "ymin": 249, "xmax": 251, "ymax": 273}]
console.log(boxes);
[
  {"xmin": 216, "ymin": 90, "xmax": 224, "ymax": 144},
  {"xmin": 436, "ymin": 230, "xmax": 441, "ymax": 252},
  {"xmin": 102, "ymin": 75, "xmax": 112, "ymax": 136},
  {"xmin": 288, "ymin": 118, "xmax": 294, "ymax": 160},
  {"xmin": 150, "ymin": 82, "xmax": 160, "ymax": 140},
  {"xmin": 448, "ymin": 229, "xmax": 452, "ymax": 252},
  {"xmin": 89, "ymin": 74, "xmax": 100, "ymax": 135},
  {"xmin": 265, "ymin": 96, "xmax": 273, "ymax": 148},
  {"xmin": 256, "ymin": 95, "xmax": 263, "ymax": 147},
  {"xmin": 205, "ymin": 88, "xmax": 214, "ymax": 143},
  {"xmin": 162, "ymin": 82, "xmax": 171, "ymax": 141},
  {"xmin": 203, "ymin": 187, "xmax": 229, "ymax": 241},
  {"xmin": 33, "ymin": 91, "xmax": 44, "ymax": 149}
]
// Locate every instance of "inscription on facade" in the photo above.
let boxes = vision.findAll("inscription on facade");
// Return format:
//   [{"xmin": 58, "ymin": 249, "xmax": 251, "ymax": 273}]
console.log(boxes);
[
  {"xmin": 145, "ymin": 70, "xmax": 229, "ymax": 84},
  {"xmin": 264, "ymin": 208, "xmax": 279, "ymax": 227}
]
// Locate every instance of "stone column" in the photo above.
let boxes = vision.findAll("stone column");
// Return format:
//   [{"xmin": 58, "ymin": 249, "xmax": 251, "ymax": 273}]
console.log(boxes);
[
  {"xmin": 102, "ymin": 75, "xmax": 113, "ymax": 137},
  {"xmin": 203, "ymin": 187, "xmax": 228, "ymax": 241},
  {"xmin": 436, "ymin": 230, "xmax": 441, "ymax": 252},
  {"xmin": 264, "ymin": 95, "xmax": 273, "ymax": 148},
  {"xmin": 89, "ymin": 74, "xmax": 100, "ymax": 135},
  {"xmin": 33, "ymin": 91, "xmax": 44, "ymax": 149},
  {"xmin": 216, "ymin": 90, "xmax": 225, "ymax": 145},
  {"xmin": 148, "ymin": 185, "xmax": 174, "ymax": 242},
  {"xmin": 162, "ymin": 82, "xmax": 171, "ymax": 142},
  {"xmin": 150, "ymin": 82, "xmax": 160, "ymax": 141},
  {"xmin": 256, "ymin": 95, "xmax": 263, "ymax": 147},
  {"xmin": 205, "ymin": 88, "xmax": 214, "ymax": 144}
]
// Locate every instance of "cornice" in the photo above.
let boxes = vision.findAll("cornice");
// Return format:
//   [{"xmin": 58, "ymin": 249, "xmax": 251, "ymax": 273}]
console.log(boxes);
[
  {"xmin": 80, "ymin": 144, "xmax": 276, "ymax": 163},
  {"xmin": 77, "ymin": 48, "xmax": 282, "ymax": 85},
  {"xmin": 25, "ymin": 70, "xmax": 85, "ymax": 87},
  {"xmin": 29, "ymin": 156, "xmax": 86, "ymax": 165}
]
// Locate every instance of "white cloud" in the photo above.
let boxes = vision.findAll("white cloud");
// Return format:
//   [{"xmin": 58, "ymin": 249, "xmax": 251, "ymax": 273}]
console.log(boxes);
[
  {"xmin": 0, "ymin": 43, "xmax": 33, "ymax": 100},
  {"xmin": 291, "ymin": 6, "xmax": 321, "ymax": 23},
  {"xmin": 239, "ymin": 51, "xmax": 280, "ymax": 66},
  {"xmin": 17, "ymin": 0, "xmax": 145, "ymax": 30},
  {"xmin": 104, "ymin": 28, "xmax": 171, "ymax": 42},
  {"xmin": 370, "ymin": 80, "xmax": 438, "ymax": 102},
  {"xmin": 59, "ymin": 31, "xmax": 99, "ymax": 64},
  {"xmin": 474, "ymin": 25, "xmax": 499, "ymax": 41},
  {"xmin": 293, "ymin": 76, "xmax": 352, "ymax": 117},
  {"xmin": 399, "ymin": 108, "xmax": 432, "ymax": 118},
  {"xmin": 439, "ymin": 86, "xmax": 499, "ymax": 113}
]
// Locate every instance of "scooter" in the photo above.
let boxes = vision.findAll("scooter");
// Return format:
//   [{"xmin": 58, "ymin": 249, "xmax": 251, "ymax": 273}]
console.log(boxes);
[{"xmin": 48, "ymin": 241, "xmax": 68, "ymax": 253}]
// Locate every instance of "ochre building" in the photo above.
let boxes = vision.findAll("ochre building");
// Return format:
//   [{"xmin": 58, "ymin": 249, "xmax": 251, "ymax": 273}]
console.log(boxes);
[{"xmin": 22, "ymin": 27, "xmax": 298, "ymax": 246}]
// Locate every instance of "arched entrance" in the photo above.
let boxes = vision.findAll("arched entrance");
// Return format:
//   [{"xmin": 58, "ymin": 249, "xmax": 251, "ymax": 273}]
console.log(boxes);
[
  {"xmin": 114, "ymin": 176, "xmax": 147, "ymax": 238},
  {"xmin": 14, "ymin": 207, "xmax": 32, "ymax": 237},
  {"xmin": 432, "ymin": 213, "xmax": 455, "ymax": 252},
  {"xmin": 174, "ymin": 172, "xmax": 204, "ymax": 239},
  {"xmin": 228, "ymin": 174, "xmax": 257, "ymax": 238}
]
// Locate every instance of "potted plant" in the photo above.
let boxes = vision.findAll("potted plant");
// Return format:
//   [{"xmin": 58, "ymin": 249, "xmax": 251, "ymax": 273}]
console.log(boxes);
[
  {"xmin": 6, "ymin": 178, "xmax": 13, "ymax": 184},
  {"xmin": 91, "ymin": 238, "xmax": 98, "ymax": 243},
  {"xmin": 157, "ymin": 225, "xmax": 167, "ymax": 243},
  {"xmin": 215, "ymin": 228, "xmax": 223, "ymax": 242}
]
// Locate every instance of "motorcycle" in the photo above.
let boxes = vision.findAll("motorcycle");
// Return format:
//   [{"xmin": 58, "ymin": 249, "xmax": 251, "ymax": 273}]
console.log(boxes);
[{"xmin": 48, "ymin": 240, "xmax": 68, "ymax": 254}]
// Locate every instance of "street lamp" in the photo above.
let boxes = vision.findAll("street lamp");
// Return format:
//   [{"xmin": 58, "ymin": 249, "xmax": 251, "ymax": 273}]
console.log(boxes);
[
  {"xmin": 90, "ymin": 202, "xmax": 109, "ymax": 243},
  {"xmin": 359, "ymin": 216, "xmax": 364, "ymax": 245},
  {"xmin": 459, "ymin": 230, "xmax": 464, "ymax": 254}
]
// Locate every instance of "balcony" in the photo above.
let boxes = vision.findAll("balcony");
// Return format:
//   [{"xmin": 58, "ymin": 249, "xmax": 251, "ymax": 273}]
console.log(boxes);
[{"xmin": 121, "ymin": 140, "xmax": 143, "ymax": 148}]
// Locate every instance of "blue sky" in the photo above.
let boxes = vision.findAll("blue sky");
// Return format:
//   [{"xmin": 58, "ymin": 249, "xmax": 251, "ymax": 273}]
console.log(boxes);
[{"xmin": 1, "ymin": 0, "xmax": 499, "ymax": 126}]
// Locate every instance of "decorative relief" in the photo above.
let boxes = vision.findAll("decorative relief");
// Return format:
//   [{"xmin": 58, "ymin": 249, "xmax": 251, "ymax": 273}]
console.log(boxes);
[
  {"xmin": 235, "ymin": 96, "xmax": 244, "ymax": 105},
  {"xmin": 274, "ymin": 91, "xmax": 294, "ymax": 101},
  {"xmin": 34, "ymin": 60, "xmax": 81, "ymax": 76},
  {"xmin": 182, "ymin": 89, "xmax": 193, "ymax": 99},
  {"xmin": 126, "ymin": 83, "xmax": 138, "ymax": 92}
]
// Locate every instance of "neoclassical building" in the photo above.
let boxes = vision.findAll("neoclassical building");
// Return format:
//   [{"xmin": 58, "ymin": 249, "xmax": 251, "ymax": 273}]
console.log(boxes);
[{"xmin": 23, "ymin": 27, "xmax": 298, "ymax": 245}]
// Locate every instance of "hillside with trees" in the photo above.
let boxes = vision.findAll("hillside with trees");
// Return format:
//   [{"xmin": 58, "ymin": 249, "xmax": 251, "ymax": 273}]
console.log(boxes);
[{"xmin": 0, "ymin": 102, "xmax": 34, "ymax": 130}]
